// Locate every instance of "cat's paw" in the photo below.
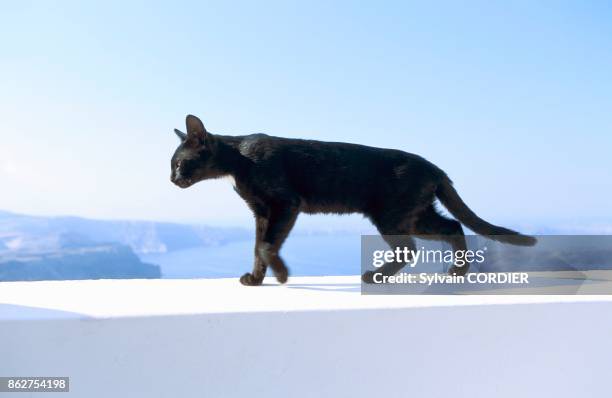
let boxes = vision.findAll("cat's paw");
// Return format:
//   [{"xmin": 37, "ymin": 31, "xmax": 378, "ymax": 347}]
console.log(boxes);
[
  {"xmin": 240, "ymin": 272, "xmax": 264, "ymax": 286},
  {"xmin": 274, "ymin": 268, "xmax": 289, "ymax": 284},
  {"xmin": 361, "ymin": 270, "xmax": 377, "ymax": 284},
  {"xmin": 448, "ymin": 265, "xmax": 469, "ymax": 277}
]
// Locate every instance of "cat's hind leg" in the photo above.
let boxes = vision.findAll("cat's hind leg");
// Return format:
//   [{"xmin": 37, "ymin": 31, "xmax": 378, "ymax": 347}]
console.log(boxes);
[
  {"xmin": 362, "ymin": 213, "xmax": 418, "ymax": 284},
  {"xmin": 414, "ymin": 205, "xmax": 469, "ymax": 276}
]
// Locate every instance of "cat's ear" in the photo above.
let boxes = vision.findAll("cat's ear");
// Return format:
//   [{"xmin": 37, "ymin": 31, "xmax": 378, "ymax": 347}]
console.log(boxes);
[
  {"xmin": 185, "ymin": 114, "xmax": 207, "ymax": 141},
  {"xmin": 174, "ymin": 129, "xmax": 187, "ymax": 142}
]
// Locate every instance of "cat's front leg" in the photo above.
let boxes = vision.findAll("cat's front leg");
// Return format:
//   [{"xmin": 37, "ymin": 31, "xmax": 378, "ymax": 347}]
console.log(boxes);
[
  {"xmin": 257, "ymin": 205, "xmax": 299, "ymax": 284},
  {"xmin": 240, "ymin": 216, "xmax": 268, "ymax": 286},
  {"xmin": 240, "ymin": 257, "xmax": 266, "ymax": 286},
  {"xmin": 240, "ymin": 203, "xmax": 298, "ymax": 286}
]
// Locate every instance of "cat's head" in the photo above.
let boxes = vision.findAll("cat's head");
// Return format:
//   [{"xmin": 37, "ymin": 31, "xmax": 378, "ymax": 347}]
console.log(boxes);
[{"xmin": 170, "ymin": 115, "xmax": 216, "ymax": 189}]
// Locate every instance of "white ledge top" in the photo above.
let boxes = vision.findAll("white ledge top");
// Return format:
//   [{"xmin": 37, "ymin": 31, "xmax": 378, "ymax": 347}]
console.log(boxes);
[{"xmin": 1, "ymin": 275, "xmax": 611, "ymax": 321}]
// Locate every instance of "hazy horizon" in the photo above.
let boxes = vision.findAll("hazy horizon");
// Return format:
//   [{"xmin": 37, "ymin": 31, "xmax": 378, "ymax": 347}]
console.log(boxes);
[{"xmin": 2, "ymin": 206, "xmax": 612, "ymax": 236}]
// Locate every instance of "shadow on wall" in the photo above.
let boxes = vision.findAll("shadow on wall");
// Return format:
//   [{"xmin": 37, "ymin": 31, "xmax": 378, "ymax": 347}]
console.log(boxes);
[
  {"xmin": 287, "ymin": 283, "xmax": 361, "ymax": 293},
  {"xmin": 0, "ymin": 303, "xmax": 89, "ymax": 321}
]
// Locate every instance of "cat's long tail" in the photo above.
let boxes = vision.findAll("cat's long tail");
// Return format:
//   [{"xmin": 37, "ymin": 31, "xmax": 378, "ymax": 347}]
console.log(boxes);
[{"xmin": 435, "ymin": 178, "xmax": 536, "ymax": 246}]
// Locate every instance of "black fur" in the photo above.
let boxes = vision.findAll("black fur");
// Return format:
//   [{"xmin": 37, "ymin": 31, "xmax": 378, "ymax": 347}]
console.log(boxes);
[{"xmin": 171, "ymin": 115, "xmax": 536, "ymax": 285}]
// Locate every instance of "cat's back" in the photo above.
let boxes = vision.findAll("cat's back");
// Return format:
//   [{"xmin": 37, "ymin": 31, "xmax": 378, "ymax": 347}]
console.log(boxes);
[
  {"xmin": 239, "ymin": 133, "xmax": 394, "ymax": 158},
  {"xmin": 237, "ymin": 133, "xmax": 443, "ymax": 184},
  {"xmin": 242, "ymin": 134, "xmax": 430, "ymax": 169}
]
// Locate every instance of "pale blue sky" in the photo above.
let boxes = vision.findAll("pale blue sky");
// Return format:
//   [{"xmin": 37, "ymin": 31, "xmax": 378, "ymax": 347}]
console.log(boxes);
[{"xmin": 0, "ymin": 1, "xmax": 610, "ymax": 229}]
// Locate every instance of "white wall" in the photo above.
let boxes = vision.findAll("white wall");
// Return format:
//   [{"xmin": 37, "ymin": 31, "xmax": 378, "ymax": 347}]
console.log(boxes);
[{"xmin": 2, "ymin": 298, "xmax": 611, "ymax": 397}]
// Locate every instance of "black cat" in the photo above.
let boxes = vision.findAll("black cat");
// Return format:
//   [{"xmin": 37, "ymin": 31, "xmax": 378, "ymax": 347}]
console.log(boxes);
[{"xmin": 171, "ymin": 115, "xmax": 535, "ymax": 286}]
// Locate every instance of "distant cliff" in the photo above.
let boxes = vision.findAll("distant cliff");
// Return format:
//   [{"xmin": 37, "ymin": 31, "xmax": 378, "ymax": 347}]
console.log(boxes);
[
  {"xmin": 0, "ymin": 244, "xmax": 160, "ymax": 281},
  {"xmin": 0, "ymin": 210, "xmax": 252, "ymax": 281}
]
